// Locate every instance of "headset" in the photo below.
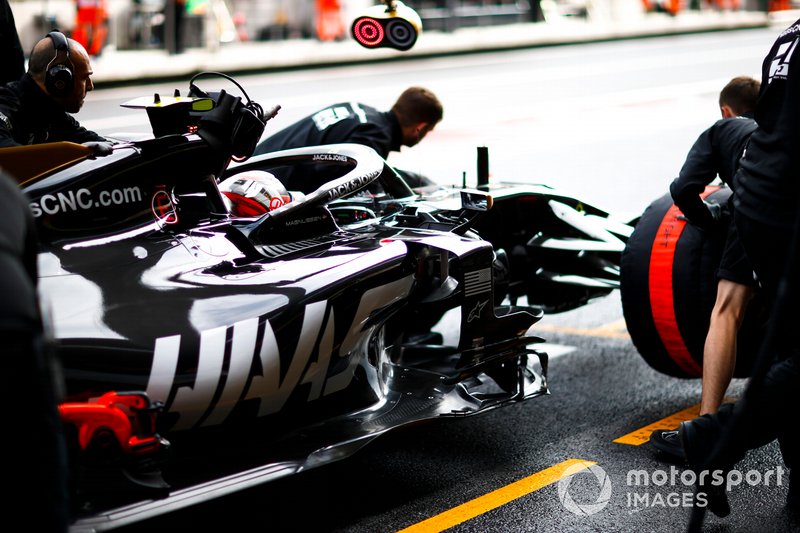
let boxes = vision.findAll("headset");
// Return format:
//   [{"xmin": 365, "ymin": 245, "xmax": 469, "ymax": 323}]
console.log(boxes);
[{"xmin": 45, "ymin": 30, "xmax": 74, "ymax": 97}]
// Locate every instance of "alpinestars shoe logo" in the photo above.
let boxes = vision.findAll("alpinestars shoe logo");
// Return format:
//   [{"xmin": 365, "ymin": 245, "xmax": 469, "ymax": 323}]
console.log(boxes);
[{"xmin": 769, "ymin": 38, "xmax": 798, "ymax": 84}]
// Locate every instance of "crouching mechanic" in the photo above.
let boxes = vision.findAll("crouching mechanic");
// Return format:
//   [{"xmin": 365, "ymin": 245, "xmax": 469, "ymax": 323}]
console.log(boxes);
[
  {"xmin": 252, "ymin": 86, "xmax": 443, "ymax": 192},
  {"xmin": 671, "ymin": 77, "xmax": 760, "ymax": 410},
  {"xmin": 0, "ymin": 31, "xmax": 112, "ymax": 156},
  {"xmin": 650, "ymin": 77, "xmax": 760, "ymax": 461}
]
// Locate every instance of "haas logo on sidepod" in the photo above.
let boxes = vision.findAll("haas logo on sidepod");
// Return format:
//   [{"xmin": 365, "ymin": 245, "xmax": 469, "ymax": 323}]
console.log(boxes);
[{"xmin": 145, "ymin": 277, "xmax": 412, "ymax": 430}]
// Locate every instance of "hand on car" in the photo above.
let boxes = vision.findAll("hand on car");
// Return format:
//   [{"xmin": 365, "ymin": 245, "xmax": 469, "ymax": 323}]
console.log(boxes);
[{"xmin": 82, "ymin": 141, "xmax": 114, "ymax": 157}]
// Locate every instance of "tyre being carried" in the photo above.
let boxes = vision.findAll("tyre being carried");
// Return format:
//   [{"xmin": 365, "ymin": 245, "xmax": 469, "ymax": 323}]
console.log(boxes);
[{"xmin": 621, "ymin": 186, "xmax": 762, "ymax": 378}]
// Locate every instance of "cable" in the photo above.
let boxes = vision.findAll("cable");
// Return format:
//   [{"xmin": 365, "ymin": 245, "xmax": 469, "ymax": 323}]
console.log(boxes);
[{"xmin": 188, "ymin": 71, "xmax": 255, "ymax": 106}]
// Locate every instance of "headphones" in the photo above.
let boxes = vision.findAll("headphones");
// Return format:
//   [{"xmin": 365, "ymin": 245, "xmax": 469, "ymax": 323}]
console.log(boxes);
[{"xmin": 45, "ymin": 30, "xmax": 74, "ymax": 97}]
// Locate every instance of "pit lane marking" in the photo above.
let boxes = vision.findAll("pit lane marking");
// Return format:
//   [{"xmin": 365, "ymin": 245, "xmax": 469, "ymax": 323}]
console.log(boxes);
[
  {"xmin": 613, "ymin": 404, "xmax": 701, "ymax": 446},
  {"xmin": 535, "ymin": 318, "xmax": 630, "ymax": 340},
  {"xmin": 396, "ymin": 458, "xmax": 596, "ymax": 533},
  {"xmin": 614, "ymin": 397, "xmax": 739, "ymax": 446}
]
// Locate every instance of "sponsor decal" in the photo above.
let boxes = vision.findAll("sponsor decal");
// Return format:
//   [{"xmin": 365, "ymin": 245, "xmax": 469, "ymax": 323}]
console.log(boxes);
[
  {"xmin": 312, "ymin": 153, "xmax": 349, "ymax": 163},
  {"xmin": 29, "ymin": 186, "xmax": 144, "ymax": 218},
  {"xmin": 464, "ymin": 268, "xmax": 491, "ymax": 297},
  {"xmin": 284, "ymin": 215, "xmax": 324, "ymax": 226},
  {"xmin": 311, "ymin": 105, "xmax": 352, "ymax": 131},
  {"xmin": 268, "ymin": 196, "xmax": 288, "ymax": 210},
  {"xmin": 326, "ymin": 170, "xmax": 380, "ymax": 202},
  {"xmin": 468, "ymin": 299, "xmax": 488, "ymax": 323},
  {"xmin": 778, "ymin": 21, "xmax": 800, "ymax": 39},
  {"xmin": 145, "ymin": 278, "xmax": 414, "ymax": 429},
  {"xmin": 151, "ymin": 189, "xmax": 178, "ymax": 225},
  {"xmin": 768, "ymin": 38, "xmax": 798, "ymax": 83}
]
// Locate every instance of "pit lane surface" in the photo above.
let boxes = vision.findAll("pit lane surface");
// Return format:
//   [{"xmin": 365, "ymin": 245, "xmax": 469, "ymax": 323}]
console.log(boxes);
[{"xmin": 84, "ymin": 27, "xmax": 795, "ymax": 532}]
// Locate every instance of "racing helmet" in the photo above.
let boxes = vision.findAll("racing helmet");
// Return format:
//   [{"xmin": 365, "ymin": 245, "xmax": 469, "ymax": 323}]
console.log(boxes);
[{"xmin": 219, "ymin": 171, "xmax": 293, "ymax": 217}]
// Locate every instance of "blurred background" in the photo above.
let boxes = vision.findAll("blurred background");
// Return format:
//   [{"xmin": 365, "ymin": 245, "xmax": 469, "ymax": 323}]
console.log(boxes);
[{"xmin": 8, "ymin": 0, "xmax": 785, "ymax": 57}]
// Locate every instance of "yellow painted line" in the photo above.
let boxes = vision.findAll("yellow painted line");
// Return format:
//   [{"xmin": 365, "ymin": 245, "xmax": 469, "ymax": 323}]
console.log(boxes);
[
  {"xmin": 614, "ymin": 403, "xmax": 701, "ymax": 446},
  {"xmin": 614, "ymin": 397, "xmax": 738, "ymax": 446},
  {"xmin": 536, "ymin": 318, "xmax": 630, "ymax": 340},
  {"xmin": 396, "ymin": 458, "xmax": 596, "ymax": 533}
]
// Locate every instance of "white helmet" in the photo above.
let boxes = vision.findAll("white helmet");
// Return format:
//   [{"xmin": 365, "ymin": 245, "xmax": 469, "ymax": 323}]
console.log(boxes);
[{"xmin": 219, "ymin": 170, "xmax": 293, "ymax": 217}]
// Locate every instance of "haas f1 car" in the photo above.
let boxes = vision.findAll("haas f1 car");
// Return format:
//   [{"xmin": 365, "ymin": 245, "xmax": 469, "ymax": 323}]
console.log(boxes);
[{"xmin": 0, "ymin": 74, "xmax": 631, "ymax": 530}]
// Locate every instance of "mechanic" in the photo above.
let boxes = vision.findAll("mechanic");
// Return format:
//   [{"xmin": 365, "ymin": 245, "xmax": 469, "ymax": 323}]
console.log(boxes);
[
  {"xmin": 650, "ymin": 19, "xmax": 800, "ymax": 520},
  {"xmin": 252, "ymin": 86, "xmax": 443, "ymax": 191},
  {"xmin": 0, "ymin": 31, "xmax": 111, "ymax": 154},
  {"xmin": 0, "ymin": 169, "xmax": 69, "ymax": 531},
  {"xmin": 650, "ymin": 77, "xmax": 759, "ymax": 462}
]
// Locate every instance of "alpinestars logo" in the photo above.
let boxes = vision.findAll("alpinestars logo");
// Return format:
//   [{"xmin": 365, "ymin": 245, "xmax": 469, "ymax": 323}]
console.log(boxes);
[
  {"xmin": 467, "ymin": 299, "xmax": 488, "ymax": 323},
  {"xmin": 768, "ymin": 38, "xmax": 798, "ymax": 84}
]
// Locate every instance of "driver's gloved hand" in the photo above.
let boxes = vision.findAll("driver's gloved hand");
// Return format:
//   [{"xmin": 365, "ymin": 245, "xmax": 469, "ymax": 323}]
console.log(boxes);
[{"xmin": 82, "ymin": 141, "xmax": 114, "ymax": 157}]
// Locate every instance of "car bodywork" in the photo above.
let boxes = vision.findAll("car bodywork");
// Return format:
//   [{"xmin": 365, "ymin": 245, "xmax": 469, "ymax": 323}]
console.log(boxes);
[{"xmin": 1, "ymin": 78, "xmax": 631, "ymax": 530}]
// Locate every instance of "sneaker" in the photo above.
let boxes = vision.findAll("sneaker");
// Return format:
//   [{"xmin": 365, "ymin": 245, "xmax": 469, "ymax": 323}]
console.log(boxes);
[{"xmin": 649, "ymin": 429, "xmax": 686, "ymax": 461}]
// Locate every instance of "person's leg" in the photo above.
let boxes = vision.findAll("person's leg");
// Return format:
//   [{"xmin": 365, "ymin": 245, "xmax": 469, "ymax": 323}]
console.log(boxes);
[
  {"xmin": 680, "ymin": 211, "xmax": 800, "ymax": 509},
  {"xmin": 700, "ymin": 279, "xmax": 755, "ymax": 415}
]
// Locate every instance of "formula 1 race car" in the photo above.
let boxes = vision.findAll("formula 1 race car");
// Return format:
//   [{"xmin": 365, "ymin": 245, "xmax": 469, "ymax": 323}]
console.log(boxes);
[{"xmin": 0, "ymin": 73, "xmax": 631, "ymax": 530}]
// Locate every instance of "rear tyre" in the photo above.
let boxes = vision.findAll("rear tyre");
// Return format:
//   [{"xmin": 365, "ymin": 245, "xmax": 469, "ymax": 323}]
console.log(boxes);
[{"xmin": 620, "ymin": 188, "xmax": 762, "ymax": 378}]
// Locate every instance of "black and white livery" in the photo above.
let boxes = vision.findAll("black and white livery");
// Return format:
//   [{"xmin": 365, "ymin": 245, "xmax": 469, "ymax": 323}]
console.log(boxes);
[{"xmin": 1, "ymin": 74, "xmax": 632, "ymax": 531}]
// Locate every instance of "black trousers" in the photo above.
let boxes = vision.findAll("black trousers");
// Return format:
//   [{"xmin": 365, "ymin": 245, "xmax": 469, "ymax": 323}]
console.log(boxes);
[
  {"xmin": 682, "ymin": 210, "xmax": 800, "ymax": 473},
  {"xmin": 682, "ymin": 357, "xmax": 800, "ymax": 471}
]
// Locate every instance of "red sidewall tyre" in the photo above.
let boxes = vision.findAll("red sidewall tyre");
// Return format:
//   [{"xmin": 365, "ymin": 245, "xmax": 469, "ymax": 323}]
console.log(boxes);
[{"xmin": 621, "ymin": 187, "xmax": 760, "ymax": 378}]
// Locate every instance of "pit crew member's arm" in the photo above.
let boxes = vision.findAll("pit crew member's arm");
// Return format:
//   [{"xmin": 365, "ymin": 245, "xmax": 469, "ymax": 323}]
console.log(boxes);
[
  {"xmin": 669, "ymin": 125, "xmax": 719, "ymax": 229},
  {"xmin": 49, "ymin": 111, "xmax": 109, "ymax": 146}
]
